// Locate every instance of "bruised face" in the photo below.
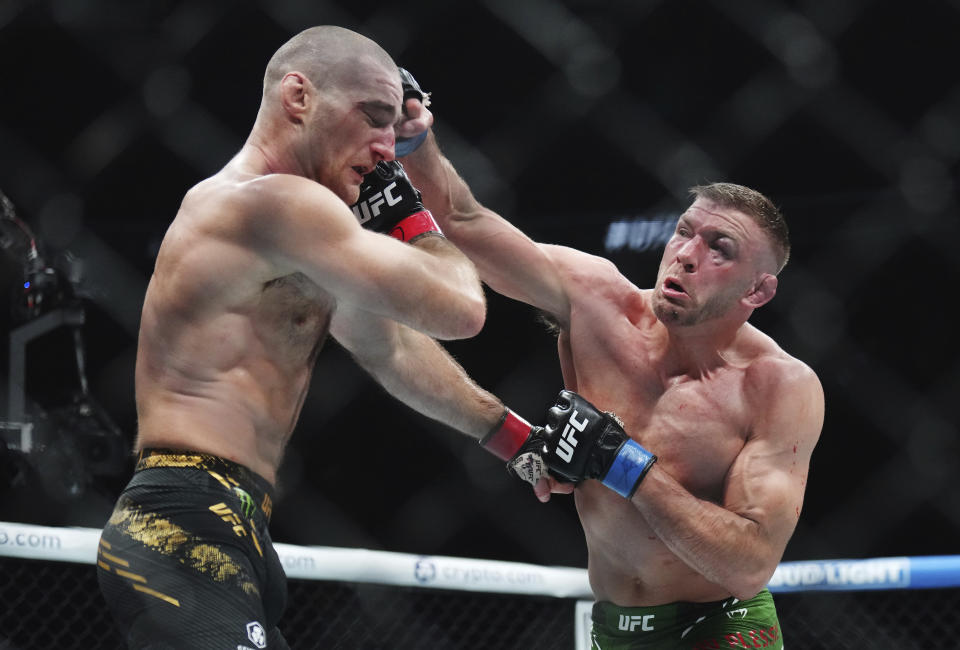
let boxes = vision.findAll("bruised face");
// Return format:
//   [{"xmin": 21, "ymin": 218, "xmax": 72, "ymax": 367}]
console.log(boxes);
[
  {"xmin": 306, "ymin": 58, "xmax": 402, "ymax": 204},
  {"xmin": 652, "ymin": 198, "xmax": 778, "ymax": 328}
]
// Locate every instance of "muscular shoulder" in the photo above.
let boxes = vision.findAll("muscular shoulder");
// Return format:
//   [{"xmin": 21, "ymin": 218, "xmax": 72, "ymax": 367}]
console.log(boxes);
[
  {"xmin": 737, "ymin": 328, "xmax": 816, "ymax": 390},
  {"xmin": 186, "ymin": 173, "xmax": 356, "ymax": 268},
  {"xmin": 227, "ymin": 173, "xmax": 348, "ymax": 236},
  {"xmin": 747, "ymin": 352, "xmax": 820, "ymax": 401},
  {"xmin": 181, "ymin": 171, "xmax": 343, "ymax": 229},
  {"xmin": 739, "ymin": 330, "xmax": 824, "ymax": 441}
]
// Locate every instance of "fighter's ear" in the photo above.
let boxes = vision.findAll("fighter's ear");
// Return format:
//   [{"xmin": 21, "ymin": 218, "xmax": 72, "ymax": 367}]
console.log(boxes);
[
  {"xmin": 279, "ymin": 71, "xmax": 310, "ymax": 120},
  {"xmin": 744, "ymin": 273, "xmax": 777, "ymax": 308}
]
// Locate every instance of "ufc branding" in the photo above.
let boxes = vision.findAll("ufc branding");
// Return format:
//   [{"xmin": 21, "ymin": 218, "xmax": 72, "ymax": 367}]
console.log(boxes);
[
  {"xmin": 352, "ymin": 182, "xmax": 402, "ymax": 224},
  {"xmin": 557, "ymin": 410, "xmax": 588, "ymax": 463},
  {"xmin": 618, "ymin": 614, "xmax": 655, "ymax": 632}
]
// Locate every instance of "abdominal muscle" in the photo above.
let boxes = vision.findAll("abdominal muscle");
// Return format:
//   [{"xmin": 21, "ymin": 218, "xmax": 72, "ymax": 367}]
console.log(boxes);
[
  {"xmin": 133, "ymin": 271, "xmax": 330, "ymax": 485},
  {"xmin": 135, "ymin": 364, "xmax": 308, "ymax": 486},
  {"xmin": 577, "ymin": 482, "xmax": 732, "ymax": 606}
]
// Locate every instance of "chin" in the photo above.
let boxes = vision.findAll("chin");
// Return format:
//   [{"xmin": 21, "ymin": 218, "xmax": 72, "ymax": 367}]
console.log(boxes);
[
  {"xmin": 652, "ymin": 299, "xmax": 679, "ymax": 324},
  {"xmin": 653, "ymin": 300, "xmax": 695, "ymax": 327}
]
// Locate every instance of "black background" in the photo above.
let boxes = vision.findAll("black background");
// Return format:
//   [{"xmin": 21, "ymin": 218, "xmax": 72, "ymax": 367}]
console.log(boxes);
[{"xmin": 1, "ymin": 0, "xmax": 958, "ymax": 572}]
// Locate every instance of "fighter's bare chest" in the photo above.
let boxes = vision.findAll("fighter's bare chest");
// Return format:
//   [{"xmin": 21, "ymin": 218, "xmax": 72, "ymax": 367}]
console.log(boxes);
[
  {"xmin": 255, "ymin": 273, "xmax": 332, "ymax": 361},
  {"xmin": 571, "ymin": 330, "xmax": 749, "ymax": 499},
  {"xmin": 637, "ymin": 381, "xmax": 748, "ymax": 498}
]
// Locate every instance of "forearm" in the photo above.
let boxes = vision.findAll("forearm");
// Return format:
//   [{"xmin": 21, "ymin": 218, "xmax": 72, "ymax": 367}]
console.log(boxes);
[
  {"xmin": 401, "ymin": 130, "xmax": 456, "ymax": 215},
  {"xmin": 404, "ymin": 133, "xmax": 569, "ymax": 316},
  {"xmin": 355, "ymin": 322, "xmax": 505, "ymax": 439},
  {"xmin": 402, "ymin": 131, "xmax": 492, "ymax": 237},
  {"xmin": 630, "ymin": 466, "xmax": 779, "ymax": 599}
]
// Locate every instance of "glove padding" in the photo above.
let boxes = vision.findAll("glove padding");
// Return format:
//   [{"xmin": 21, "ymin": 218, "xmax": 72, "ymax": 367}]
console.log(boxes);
[
  {"xmin": 399, "ymin": 66, "xmax": 430, "ymax": 106},
  {"xmin": 542, "ymin": 390, "xmax": 657, "ymax": 498},
  {"xmin": 395, "ymin": 67, "xmax": 430, "ymax": 157},
  {"xmin": 350, "ymin": 160, "xmax": 441, "ymax": 242}
]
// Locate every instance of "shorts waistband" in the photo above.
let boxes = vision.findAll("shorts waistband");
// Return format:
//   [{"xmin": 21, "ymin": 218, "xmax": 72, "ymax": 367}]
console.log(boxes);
[
  {"xmin": 135, "ymin": 448, "xmax": 275, "ymax": 521},
  {"xmin": 592, "ymin": 589, "xmax": 774, "ymax": 631}
]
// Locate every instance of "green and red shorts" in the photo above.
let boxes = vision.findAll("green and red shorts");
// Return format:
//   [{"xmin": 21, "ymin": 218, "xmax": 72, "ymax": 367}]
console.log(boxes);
[{"xmin": 591, "ymin": 588, "xmax": 783, "ymax": 649}]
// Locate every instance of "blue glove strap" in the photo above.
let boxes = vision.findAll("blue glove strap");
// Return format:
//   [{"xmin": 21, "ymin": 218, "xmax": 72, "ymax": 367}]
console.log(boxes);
[
  {"xmin": 395, "ymin": 130, "xmax": 428, "ymax": 157},
  {"xmin": 601, "ymin": 439, "xmax": 657, "ymax": 499}
]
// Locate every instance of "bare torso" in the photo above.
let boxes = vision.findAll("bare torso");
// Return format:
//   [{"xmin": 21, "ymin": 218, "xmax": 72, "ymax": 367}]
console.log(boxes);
[
  {"xmin": 558, "ymin": 267, "xmax": 783, "ymax": 606},
  {"xmin": 135, "ymin": 170, "xmax": 332, "ymax": 484}
]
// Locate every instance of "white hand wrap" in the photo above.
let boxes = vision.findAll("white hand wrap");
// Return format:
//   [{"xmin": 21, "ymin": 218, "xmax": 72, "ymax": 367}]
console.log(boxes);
[{"xmin": 507, "ymin": 452, "xmax": 546, "ymax": 488}]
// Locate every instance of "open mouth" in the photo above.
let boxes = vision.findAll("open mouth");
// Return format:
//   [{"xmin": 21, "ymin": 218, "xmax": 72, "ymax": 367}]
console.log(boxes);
[
  {"xmin": 662, "ymin": 277, "xmax": 687, "ymax": 300},
  {"xmin": 666, "ymin": 280, "xmax": 684, "ymax": 293}
]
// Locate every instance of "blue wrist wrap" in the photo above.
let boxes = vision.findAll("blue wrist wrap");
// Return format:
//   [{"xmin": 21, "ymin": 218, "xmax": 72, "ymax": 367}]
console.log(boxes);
[
  {"xmin": 395, "ymin": 130, "xmax": 428, "ymax": 157},
  {"xmin": 601, "ymin": 439, "xmax": 657, "ymax": 498}
]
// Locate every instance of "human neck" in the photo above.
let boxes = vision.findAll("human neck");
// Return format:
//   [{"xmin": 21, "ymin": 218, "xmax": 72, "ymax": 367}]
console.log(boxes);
[
  {"xmin": 654, "ymin": 320, "xmax": 740, "ymax": 379},
  {"xmin": 243, "ymin": 121, "xmax": 305, "ymax": 177}
]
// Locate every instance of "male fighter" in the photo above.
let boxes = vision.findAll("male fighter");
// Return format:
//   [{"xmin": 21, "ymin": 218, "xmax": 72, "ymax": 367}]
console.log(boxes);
[
  {"xmin": 402, "ymin": 128, "xmax": 825, "ymax": 649},
  {"xmin": 96, "ymin": 27, "xmax": 535, "ymax": 649}
]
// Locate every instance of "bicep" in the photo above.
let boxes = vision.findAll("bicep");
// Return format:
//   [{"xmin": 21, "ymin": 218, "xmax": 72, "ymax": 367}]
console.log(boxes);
[
  {"xmin": 724, "ymin": 368, "xmax": 824, "ymax": 547},
  {"xmin": 723, "ymin": 438, "xmax": 807, "ymax": 548},
  {"xmin": 450, "ymin": 211, "xmax": 571, "ymax": 319}
]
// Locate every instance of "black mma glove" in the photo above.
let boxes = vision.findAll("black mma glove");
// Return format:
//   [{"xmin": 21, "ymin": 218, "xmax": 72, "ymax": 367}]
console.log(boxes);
[
  {"xmin": 480, "ymin": 409, "xmax": 563, "ymax": 488},
  {"xmin": 542, "ymin": 390, "xmax": 657, "ymax": 498},
  {"xmin": 350, "ymin": 160, "xmax": 442, "ymax": 243},
  {"xmin": 395, "ymin": 67, "xmax": 430, "ymax": 157}
]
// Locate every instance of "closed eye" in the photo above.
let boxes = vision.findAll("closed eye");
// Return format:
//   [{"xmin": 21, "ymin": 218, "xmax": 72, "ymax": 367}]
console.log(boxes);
[
  {"xmin": 359, "ymin": 101, "xmax": 398, "ymax": 128},
  {"xmin": 365, "ymin": 112, "xmax": 392, "ymax": 128}
]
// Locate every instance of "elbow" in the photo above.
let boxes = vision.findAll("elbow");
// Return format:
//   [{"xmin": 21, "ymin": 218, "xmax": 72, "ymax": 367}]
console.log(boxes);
[
  {"xmin": 428, "ymin": 290, "xmax": 485, "ymax": 340},
  {"xmin": 726, "ymin": 565, "xmax": 777, "ymax": 601},
  {"xmin": 443, "ymin": 256, "xmax": 487, "ymax": 339},
  {"xmin": 442, "ymin": 293, "xmax": 486, "ymax": 340},
  {"xmin": 728, "ymin": 581, "xmax": 766, "ymax": 602},
  {"xmin": 461, "ymin": 293, "xmax": 486, "ymax": 337}
]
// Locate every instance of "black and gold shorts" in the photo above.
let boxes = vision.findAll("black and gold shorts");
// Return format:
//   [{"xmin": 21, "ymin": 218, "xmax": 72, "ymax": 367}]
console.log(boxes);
[{"xmin": 97, "ymin": 449, "xmax": 289, "ymax": 649}]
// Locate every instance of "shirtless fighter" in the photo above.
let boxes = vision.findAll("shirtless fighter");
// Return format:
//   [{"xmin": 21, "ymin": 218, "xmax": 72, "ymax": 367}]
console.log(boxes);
[
  {"xmin": 94, "ymin": 27, "xmax": 538, "ymax": 649},
  {"xmin": 402, "ymin": 131, "xmax": 825, "ymax": 649}
]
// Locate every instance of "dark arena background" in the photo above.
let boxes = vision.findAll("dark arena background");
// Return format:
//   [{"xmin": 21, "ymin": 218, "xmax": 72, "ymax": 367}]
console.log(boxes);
[{"xmin": 1, "ymin": 1, "xmax": 959, "ymax": 648}]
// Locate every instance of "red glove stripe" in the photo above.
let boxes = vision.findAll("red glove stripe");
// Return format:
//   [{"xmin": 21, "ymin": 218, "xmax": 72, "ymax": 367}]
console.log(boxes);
[
  {"xmin": 389, "ymin": 210, "xmax": 442, "ymax": 242},
  {"xmin": 481, "ymin": 410, "xmax": 533, "ymax": 461}
]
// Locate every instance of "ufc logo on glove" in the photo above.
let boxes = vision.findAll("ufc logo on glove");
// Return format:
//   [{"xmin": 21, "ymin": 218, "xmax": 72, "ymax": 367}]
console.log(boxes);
[
  {"xmin": 543, "ymin": 390, "xmax": 657, "ymax": 499},
  {"xmin": 352, "ymin": 182, "xmax": 402, "ymax": 224},
  {"xmin": 556, "ymin": 410, "xmax": 588, "ymax": 463},
  {"xmin": 350, "ymin": 160, "xmax": 443, "ymax": 243}
]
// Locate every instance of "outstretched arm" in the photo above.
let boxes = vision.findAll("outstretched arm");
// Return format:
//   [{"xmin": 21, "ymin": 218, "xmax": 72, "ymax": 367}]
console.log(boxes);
[
  {"xmin": 331, "ymin": 303, "xmax": 575, "ymax": 502},
  {"xmin": 402, "ymin": 131, "xmax": 573, "ymax": 327},
  {"xmin": 331, "ymin": 302, "xmax": 503, "ymax": 438}
]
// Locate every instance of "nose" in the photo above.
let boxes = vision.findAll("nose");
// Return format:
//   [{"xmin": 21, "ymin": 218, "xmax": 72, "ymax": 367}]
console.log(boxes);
[
  {"xmin": 676, "ymin": 237, "xmax": 700, "ymax": 273},
  {"xmin": 371, "ymin": 129, "xmax": 396, "ymax": 163}
]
